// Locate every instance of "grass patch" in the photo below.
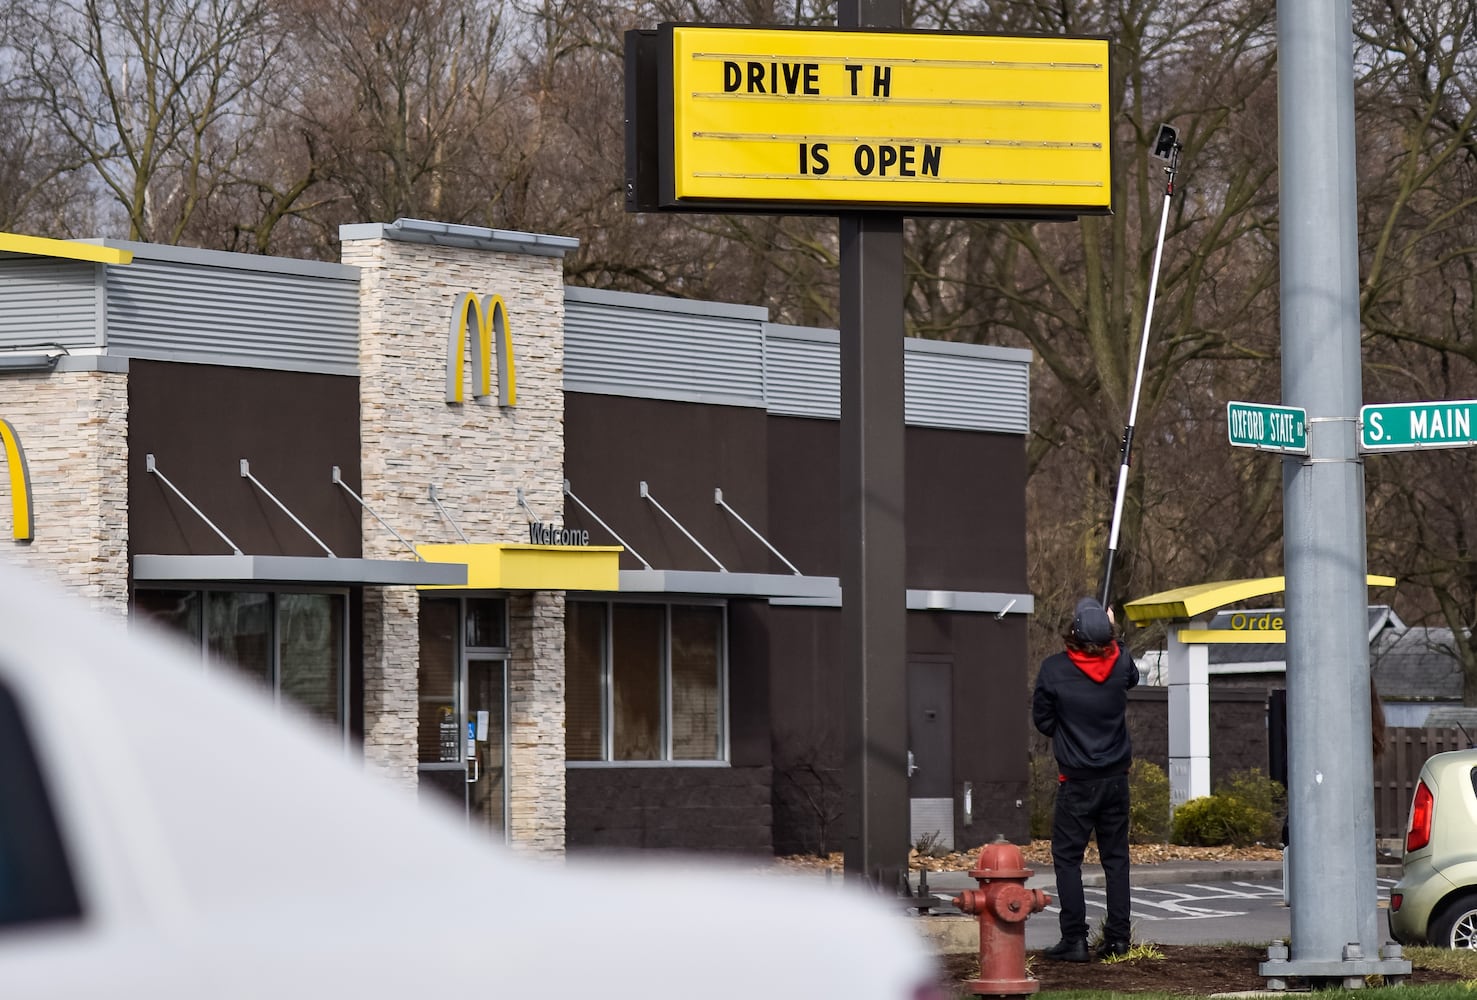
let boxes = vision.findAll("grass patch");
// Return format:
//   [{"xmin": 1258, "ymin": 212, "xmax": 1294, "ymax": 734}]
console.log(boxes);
[
  {"xmin": 1407, "ymin": 946, "xmax": 1477, "ymax": 981},
  {"xmin": 1100, "ymin": 942, "xmax": 1165, "ymax": 964}
]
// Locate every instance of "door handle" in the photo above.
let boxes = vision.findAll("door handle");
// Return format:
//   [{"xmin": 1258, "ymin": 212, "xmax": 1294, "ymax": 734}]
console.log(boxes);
[
  {"xmin": 907, "ymin": 750, "xmax": 918, "ymax": 778},
  {"xmin": 466, "ymin": 757, "xmax": 479, "ymax": 783}
]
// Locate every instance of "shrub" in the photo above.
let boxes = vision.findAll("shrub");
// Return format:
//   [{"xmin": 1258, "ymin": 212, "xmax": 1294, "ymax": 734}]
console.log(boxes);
[
  {"xmin": 1215, "ymin": 768, "xmax": 1285, "ymax": 844},
  {"xmin": 1128, "ymin": 760, "xmax": 1171, "ymax": 843},
  {"xmin": 1171, "ymin": 794, "xmax": 1272, "ymax": 847}
]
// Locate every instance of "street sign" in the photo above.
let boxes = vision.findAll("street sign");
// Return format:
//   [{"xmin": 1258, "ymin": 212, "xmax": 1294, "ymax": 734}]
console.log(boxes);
[
  {"xmin": 1227, "ymin": 401, "xmax": 1308, "ymax": 454},
  {"xmin": 1361, "ymin": 399, "xmax": 1477, "ymax": 451}
]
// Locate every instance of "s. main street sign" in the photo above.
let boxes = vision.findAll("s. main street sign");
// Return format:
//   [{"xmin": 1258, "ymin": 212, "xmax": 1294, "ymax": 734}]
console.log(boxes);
[
  {"xmin": 1227, "ymin": 401, "xmax": 1308, "ymax": 455},
  {"xmin": 1361, "ymin": 399, "xmax": 1477, "ymax": 451}
]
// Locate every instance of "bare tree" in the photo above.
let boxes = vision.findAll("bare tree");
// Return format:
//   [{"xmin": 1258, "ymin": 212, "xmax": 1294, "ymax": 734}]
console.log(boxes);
[{"xmin": 16, "ymin": 0, "xmax": 284, "ymax": 242}]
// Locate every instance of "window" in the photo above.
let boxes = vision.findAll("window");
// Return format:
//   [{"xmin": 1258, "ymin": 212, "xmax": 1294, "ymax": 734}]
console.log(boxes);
[
  {"xmin": 566, "ymin": 601, "xmax": 726, "ymax": 763},
  {"xmin": 133, "ymin": 588, "xmax": 347, "ymax": 732}
]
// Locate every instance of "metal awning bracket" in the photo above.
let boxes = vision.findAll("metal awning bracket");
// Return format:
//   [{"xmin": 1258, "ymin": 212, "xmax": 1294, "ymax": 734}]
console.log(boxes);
[
  {"xmin": 714, "ymin": 487, "xmax": 801, "ymax": 575},
  {"xmin": 145, "ymin": 453, "xmax": 242, "ymax": 555},
  {"xmin": 240, "ymin": 458, "xmax": 335, "ymax": 557},
  {"xmin": 516, "ymin": 488, "xmax": 539, "ymax": 523},
  {"xmin": 564, "ymin": 479, "xmax": 650, "ymax": 570},
  {"xmin": 429, "ymin": 484, "xmax": 470, "ymax": 543},
  {"xmin": 332, "ymin": 466, "xmax": 421, "ymax": 560},
  {"xmin": 640, "ymin": 481, "xmax": 726, "ymax": 572}
]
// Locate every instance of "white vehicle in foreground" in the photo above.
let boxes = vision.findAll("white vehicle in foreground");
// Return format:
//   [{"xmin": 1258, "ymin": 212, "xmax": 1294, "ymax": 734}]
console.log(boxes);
[{"xmin": 0, "ymin": 562, "xmax": 937, "ymax": 999}]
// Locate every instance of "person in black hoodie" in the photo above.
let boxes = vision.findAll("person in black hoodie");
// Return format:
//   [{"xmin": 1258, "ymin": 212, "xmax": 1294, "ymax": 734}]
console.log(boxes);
[{"xmin": 1032, "ymin": 596, "xmax": 1139, "ymax": 962}]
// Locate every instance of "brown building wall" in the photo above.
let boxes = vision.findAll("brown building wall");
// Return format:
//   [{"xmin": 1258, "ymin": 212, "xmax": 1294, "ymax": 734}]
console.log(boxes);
[
  {"xmin": 563, "ymin": 393, "xmax": 1031, "ymax": 857},
  {"xmin": 127, "ymin": 360, "xmax": 362, "ymax": 559},
  {"xmin": 563, "ymin": 394, "xmax": 771, "ymax": 573}
]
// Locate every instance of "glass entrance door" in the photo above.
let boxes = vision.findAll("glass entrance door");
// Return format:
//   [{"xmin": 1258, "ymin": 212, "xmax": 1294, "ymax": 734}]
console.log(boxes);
[
  {"xmin": 417, "ymin": 597, "xmax": 509, "ymax": 835},
  {"xmin": 465, "ymin": 658, "xmax": 507, "ymax": 831}
]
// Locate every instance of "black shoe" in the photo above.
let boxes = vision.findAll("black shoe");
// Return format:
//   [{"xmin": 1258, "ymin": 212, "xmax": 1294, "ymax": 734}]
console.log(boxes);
[
  {"xmin": 1044, "ymin": 937, "xmax": 1090, "ymax": 963},
  {"xmin": 1097, "ymin": 939, "xmax": 1131, "ymax": 960}
]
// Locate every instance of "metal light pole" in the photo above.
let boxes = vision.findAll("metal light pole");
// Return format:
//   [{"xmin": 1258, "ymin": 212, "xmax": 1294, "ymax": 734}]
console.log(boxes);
[{"xmin": 1261, "ymin": 0, "xmax": 1411, "ymax": 984}]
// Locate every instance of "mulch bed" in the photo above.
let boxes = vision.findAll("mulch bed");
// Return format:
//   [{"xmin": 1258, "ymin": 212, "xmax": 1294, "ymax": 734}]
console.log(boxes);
[{"xmin": 940, "ymin": 944, "xmax": 1464, "ymax": 995}]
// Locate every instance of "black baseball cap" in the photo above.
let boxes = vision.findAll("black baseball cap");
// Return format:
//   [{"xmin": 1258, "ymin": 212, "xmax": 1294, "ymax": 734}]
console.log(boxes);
[{"xmin": 1071, "ymin": 597, "xmax": 1114, "ymax": 644}]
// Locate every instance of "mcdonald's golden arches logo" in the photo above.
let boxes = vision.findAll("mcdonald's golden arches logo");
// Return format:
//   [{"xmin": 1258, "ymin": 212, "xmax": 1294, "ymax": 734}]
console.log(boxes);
[
  {"xmin": 0, "ymin": 419, "xmax": 33, "ymax": 542},
  {"xmin": 446, "ymin": 292, "xmax": 516, "ymax": 406}
]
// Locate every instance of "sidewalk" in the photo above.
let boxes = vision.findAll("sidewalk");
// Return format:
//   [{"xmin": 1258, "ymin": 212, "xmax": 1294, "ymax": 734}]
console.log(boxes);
[{"xmin": 915, "ymin": 857, "xmax": 1400, "ymax": 896}]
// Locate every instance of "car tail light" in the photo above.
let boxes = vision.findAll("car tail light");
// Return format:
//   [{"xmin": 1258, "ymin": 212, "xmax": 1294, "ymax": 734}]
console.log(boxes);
[
  {"xmin": 1407, "ymin": 780, "xmax": 1434, "ymax": 853},
  {"xmin": 1391, "ymin": 892, "xmax": 1403, "ymax": 912}
]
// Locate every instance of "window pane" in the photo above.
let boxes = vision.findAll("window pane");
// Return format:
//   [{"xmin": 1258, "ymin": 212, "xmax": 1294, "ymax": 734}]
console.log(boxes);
[
  {"xmin": 611, "ymin": 604, "xmax": 663, "ymax": 761},
  {"xmin": 465, "ymin": 598, "xmax": 507, "ymax": 649},
  {"xmin": 278, "ymin": 593, "xmax": 344, "ymax": 727},
  {"xmin": 418, "ymin": 598, "xmax": 460, "ymax": 764},
  {"xmin": 565, "ymin": 602, "xmax": 606, "ymax": 761},
  {"xmin": 132, "ymin": 590, "xmax": 201, "ymax": 645},
  {"xmin": 671, "ymin": 605, "xmax": 723, "ymax": 760},
  {"xmin": 207, "ymin": 592, "xmax": 271, "ymax": 688}
]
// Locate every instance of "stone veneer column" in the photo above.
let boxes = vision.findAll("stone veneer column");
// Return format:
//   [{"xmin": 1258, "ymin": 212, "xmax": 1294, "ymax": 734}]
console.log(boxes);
[
  {"xmin": 0, "ymin": 369, "xmax": 129, "ymax": 615},
  {"xmin": 508, "ymin": 591, "xmax": 566, "ymax": 852},
  {"xmin": 342, "ymin": 226, "xmax": 568, "ymax": 853}
]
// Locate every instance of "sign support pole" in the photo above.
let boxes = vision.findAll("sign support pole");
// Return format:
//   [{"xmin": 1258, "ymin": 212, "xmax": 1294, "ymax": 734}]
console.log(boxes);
[
  {"xmin": 1265, "ymin": 0, "xmax": 1409, "ymax": 983},
  {"xmin": 838, "ymin": 0, "xmax": 909, "ymax": 891}
]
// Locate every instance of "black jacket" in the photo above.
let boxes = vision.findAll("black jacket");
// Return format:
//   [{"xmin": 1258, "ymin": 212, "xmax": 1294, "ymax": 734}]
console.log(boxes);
[{"xmin": 1032, "ymin": 643, "xmax": 1139, "ymax": 779}]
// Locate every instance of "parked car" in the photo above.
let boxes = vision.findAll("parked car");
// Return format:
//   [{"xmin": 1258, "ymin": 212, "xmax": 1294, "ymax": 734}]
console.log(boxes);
[
  {"xmin": 1389, "ymin": 747, "xmax": 1477, "ymax": 948},
  {"xmin": 0, "ymin": 562, "xmax": 939, "ymax": 998}
]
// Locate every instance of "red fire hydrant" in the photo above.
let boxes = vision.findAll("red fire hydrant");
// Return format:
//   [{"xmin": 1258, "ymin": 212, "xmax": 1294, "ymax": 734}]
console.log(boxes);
[{"xmin": 952, "ymin": 836, "xmax": 1051, "ymax": 996}]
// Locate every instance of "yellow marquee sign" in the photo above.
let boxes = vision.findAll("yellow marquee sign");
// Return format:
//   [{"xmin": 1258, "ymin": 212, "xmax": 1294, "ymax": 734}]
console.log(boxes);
[
  {"xmin": 446, "ymin": 292, "xmax": 516, "ymax": 406},
  {"xmin": 639, "ymin": 25, "xmax": 1112, "ymax": 215}
]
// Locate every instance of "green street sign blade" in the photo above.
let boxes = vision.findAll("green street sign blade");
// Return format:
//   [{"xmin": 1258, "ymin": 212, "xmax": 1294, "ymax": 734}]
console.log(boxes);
[
  {"xmin": 1361, "ymin": 399, "xmax": 1477, "ymax": 451},
  {"xmin": 1227, "ymin": 401, "xmax": 1308, "ymax": 454}
]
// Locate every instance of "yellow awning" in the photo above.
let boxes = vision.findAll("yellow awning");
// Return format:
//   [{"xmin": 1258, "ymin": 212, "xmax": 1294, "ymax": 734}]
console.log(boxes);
[
  {"xmin": 1175, "ymin": 629, "xmax": 1287, "ymax": 644},
  {"xmin": 1124, "ymin": 574, "xmax": 1397, "ymax": 623},
  {"xmin": 0, "ymin": 231, "xmax": 132, "ymax": 266},
  {"xmin": 416, "ymin": 543, "xmax": 622, "ymax": 591}
]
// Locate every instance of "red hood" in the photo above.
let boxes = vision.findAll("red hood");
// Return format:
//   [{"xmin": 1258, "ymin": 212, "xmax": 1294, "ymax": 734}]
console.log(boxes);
[{"xmin": 1067, "ymin": 642, "xmax": 1119, "ymax": 682}]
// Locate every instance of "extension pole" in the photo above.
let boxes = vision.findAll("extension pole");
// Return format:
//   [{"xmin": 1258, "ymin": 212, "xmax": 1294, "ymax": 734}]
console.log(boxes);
[{"xmin": 1100, "ymin": 136, "xmax": 1182, "ymax": 609}]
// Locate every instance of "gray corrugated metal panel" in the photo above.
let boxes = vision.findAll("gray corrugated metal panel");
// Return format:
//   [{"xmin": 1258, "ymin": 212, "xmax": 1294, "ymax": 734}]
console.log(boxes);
[
  {"xmin": 0, "ymin": 257, "xmax": 101, "ymax": 351},
  {"xmin": 564, "ymin": 295, "xmax": 766, "ymax": 406},
  {"xmin": 762, "ymin": 323, "xmax": 1032, "ymax": 434},
  {"xmin": 98, "ymin": 240, "xmax": 358, "ymax": 280},
  {"xmin": 763, "ymin": 327, "xmax": 841, "ymax": 419},
  {"xmin": 565, "ymin": 286, "xmax": 769, "ymax": 322},
  {"xmin": 904, "ymin": 346, "xmax": 1030, "ymax": 434},
  {"xmin": 340, "ymin": 219, "xmax": 579, "ymax": 258},
  {"xmin": 105, "ymin": 257, "xmax": 360, "ymax": 375},
  {"xmin": 905, "ymin": 336, "xmax": 1034, "ymax": 365}
]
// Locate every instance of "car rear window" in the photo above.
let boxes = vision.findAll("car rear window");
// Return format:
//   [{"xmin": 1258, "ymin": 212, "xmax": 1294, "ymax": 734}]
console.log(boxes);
[
  {"xmin": 1469, "ymin": 766, "xmax": 1477, "ymax": 802},
  {"xmin": 0, "ymin": 674, "xmax": 82, "ymax": 928}
]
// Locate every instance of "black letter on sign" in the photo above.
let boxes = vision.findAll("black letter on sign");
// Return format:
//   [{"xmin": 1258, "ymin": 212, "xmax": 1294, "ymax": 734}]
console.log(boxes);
[
  {"xmin": 878, "ymin": 144, "xmax": 898, "ymax": 175},
  {"xmin": 873, "ymin": 65, "xmax": 891, "ymax": 96},
  {"xmin": 724, "ymin": 61, "xmax": 741, "ymax": 92},
  {"xmin": 845, "ymin": 64, "xmax": 862, "ymax": 95},
  {"xmin": 799, "ymin": 142, "xmax": 831, "ymax": 175},
  {"xmin": 854, "ymin": 144, "xmax": 876, "ymax": 175},
  {"xmin": 747, "ymin": 61, "xmax": 765, "ymax": 93},
  {"xmin": 803, "ymin": 63, "xmax": 820, "ymax": 94},
  {"xmin": 921, "ymin": 144, "xmax": 942, "ymax": 176}
]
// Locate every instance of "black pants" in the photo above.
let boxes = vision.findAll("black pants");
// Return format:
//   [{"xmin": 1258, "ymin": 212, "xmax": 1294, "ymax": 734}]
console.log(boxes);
[{"xmin": 1051, "ymin": 773, "xmax": 1131, "ymax": 943}]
